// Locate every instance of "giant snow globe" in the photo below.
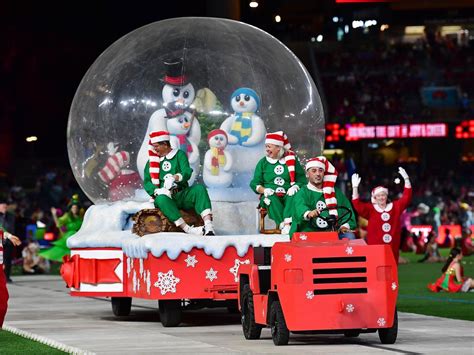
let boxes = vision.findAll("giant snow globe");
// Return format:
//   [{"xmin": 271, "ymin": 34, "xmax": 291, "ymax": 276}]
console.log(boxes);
[{"xmin": 68, "ymin": 17, "xmax": 325, "ymax": 234}]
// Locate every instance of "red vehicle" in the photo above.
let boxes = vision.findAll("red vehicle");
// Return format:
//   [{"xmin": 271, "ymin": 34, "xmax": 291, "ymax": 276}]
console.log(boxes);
[
  {"xmin": 238, "ymin": 212, "xmax": 398, "ymax": 345},
  {"xmin": 60, "ymin": 235, "xmax": 287, "ymax": 327}
]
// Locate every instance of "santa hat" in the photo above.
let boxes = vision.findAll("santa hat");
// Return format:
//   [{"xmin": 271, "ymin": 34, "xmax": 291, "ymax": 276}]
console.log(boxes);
[
  {"xmin": 150, "ymin": 131, "xmax": 170, "ymax": 144},
  {"xmin": 231, "ymin": 88, "xmax": 260, "ymax": 109},
  {"xmin": 98, "ymin": 151, "xmax": 130, "ymax": 184},
  {"xmin": 371, "ymin": 186, "xmax": 388, "ymax": 204},
  {"xmin": 148, "ymin": 130, "xmax": 170, "ymax": 186},
  {"xmin": 305, "ymin": 156, "xmax": 339, "ymax": 217},
  {"xmin": 163, "ymin": 58, "xmax": 188, "ymax": 86},
  {"xmin": 208, "ymin": 129, "xmax": 228, "ymax": 142},
  {"xmin": 265, "ymin": 131, "xmax": 297, "ymax": 185}
]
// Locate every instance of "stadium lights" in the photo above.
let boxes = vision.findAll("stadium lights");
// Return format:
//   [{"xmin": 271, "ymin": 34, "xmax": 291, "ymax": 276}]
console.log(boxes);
[
  {"xmin": 333, "ymin": 16, "xmax": 339, "ymax": 23},
  {"xmin": 380, "ymin": 24, "xmax": 389, "ymax": 32},
  {"xmin": 275, "ymin": 15, "xmax": 281, "ymax": 23},
  {"xmin": 26, "ymin": 136, "xmax": 38, "ymax": 142},
  {"xmin": 249, "ymin": 1, "xmax": 258, "ymax": 8},
  {"xmin": 316, "ymin": 35, "xmax": 323, "ymax": 42}
]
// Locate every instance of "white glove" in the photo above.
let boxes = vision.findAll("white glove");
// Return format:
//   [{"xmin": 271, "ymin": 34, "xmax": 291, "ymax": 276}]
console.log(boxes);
[
  {"xmin": 263, "ymin": 188, "xmax": 275, "ymax": 197},
  {"xmin": 287, "ymin": 185, "xmax": 300, "ymax": 196},
  {"xmin": 398, "ymin": 167, "xmax": 409, "ymax": 180},
  {"xmin": 351, "ymin": 173, "xmax": 361, "ymax": 189},
  {"xmin": 164, "ymin": 175, "xmax": 177, "ymax": 190},
  {"xmin": 154, "ymin": 188, "xmax": 171, "ymax": 198}
]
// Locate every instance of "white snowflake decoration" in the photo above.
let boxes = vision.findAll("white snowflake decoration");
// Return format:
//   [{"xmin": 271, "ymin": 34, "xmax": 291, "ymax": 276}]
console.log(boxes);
[
  {"xmin": 185, "ymin": 254, "xmax": 198, "ymax": 268},
  {"xmin": 154, "ymin": 270, "xmax": 180, "ymax": 295},
  {"xmin": 346, "ymin": 304, "xmax": 355, "ymax": 313},
  {"xmin": 229, "ymin": 259, "xmax": 250, "ymax": 282},
  {"xmin": 284, "ymin": 254, "xmax": 292, "ymax": 262},
  {"xmin": 205, "ymin": 268, "xmax": 218, "ymax": 282},
  {"xmin": 391, "ymin": 282, "xmax": 397, "ymax": 291},
  {"xmin": 306, "ymin": 290, "xmax": 314, "ymax": 300},
  {"xmin": 299, "ymin": 234, "xmax": 308, "ymax": 241},
  {"xmin": 377, "ymin": 317, "xmax": 386, "ymax": 327},
  {"xmin": 345, "ymin": 246, "xmax": 354, "ymax": 255}
]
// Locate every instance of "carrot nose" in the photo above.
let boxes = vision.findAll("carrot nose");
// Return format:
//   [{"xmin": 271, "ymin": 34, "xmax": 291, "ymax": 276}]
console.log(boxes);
[
  {"xmin": 176, "ymin": 98, "xmax": 185, "ymax": 104},
  {"xmin": 183, "ymin": 122, "xmax": 191, "ymax": 129},
  {"xmin": 239, "ymin": 101, "xmax": 244, "ymax": 106}
]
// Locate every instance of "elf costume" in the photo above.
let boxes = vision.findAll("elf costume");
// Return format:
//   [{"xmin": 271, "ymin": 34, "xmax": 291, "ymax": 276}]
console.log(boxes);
[
  {"xmin": 428, "ymin": 261, "xmax": 472, "ymax": 293},
  {"xmin": 290, "ymin": 157, "xmax": 357, "ymax": 236},
  {"xmin": 250, "ymin": 131, "xmax": 306, "ymax": 228},
  {"xmin": 143, "ymin": 131, "xmax": 212, "ymax": 228},
  {"xmin": 39, "ymin": 196, "xmax": 83, "ymax": 262}
]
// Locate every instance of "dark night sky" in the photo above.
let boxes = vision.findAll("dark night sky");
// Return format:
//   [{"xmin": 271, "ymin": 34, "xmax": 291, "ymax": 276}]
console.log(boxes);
[{"xmin": 1, "ymin": 2, "xmax": 213, "ymax": 167}]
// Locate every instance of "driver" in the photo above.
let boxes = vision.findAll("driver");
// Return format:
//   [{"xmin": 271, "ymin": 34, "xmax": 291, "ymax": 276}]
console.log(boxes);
[{"xmin": 290, "ymin": 156, "xmax": 357, "ymax": 239}]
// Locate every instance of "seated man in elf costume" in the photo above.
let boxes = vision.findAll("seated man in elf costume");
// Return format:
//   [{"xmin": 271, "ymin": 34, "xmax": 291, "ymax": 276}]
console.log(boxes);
[
  {"xmin": 290, "ymin": 156, "xmax": 357, "ymax": 239},
  {"xmin": 143, "ymin": 130, "xmax": 215, "ymax": 236},
  {"xmin": 250, "ymin": 131, "xmax": 306, "ymax": 234}
]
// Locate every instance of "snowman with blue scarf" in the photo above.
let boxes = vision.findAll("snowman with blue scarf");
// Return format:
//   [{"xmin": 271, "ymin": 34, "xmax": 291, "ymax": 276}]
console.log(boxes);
[{"xmin": 220, "ymin": 88, "xmax": 266, "ymax": 187}]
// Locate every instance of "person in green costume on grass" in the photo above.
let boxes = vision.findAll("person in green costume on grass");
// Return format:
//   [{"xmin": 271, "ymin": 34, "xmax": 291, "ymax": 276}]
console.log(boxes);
[{"xmin": 39, "ymin": 194, "xmax": 83, "ymax": 262}]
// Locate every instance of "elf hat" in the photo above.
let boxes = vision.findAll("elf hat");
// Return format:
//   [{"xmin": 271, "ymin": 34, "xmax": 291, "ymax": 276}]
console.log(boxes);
[
  {"xmin": 149, "ymin": 130, "xmax": 170, "ymax": 144},
  {"xmin": 230, "ymin": 88, "xmax": 260, "ymax": 109},
  {"xmin": 208, "ymin": 129, "xmax": 228, "ymax": 142},
  {"xmin": 163, "ymin": 58, "xmax": 188, "ymax": 86},
  {"xmin": 306, "ymin": 156, "xmax": 339, "ymax": 217},
  {"xmin": 371, "ymin": 186, "xmax": 388, "ymax": 203},
  {"xmin": 265, "ymin": 131, "xmax": 292, "ymax": 151}
]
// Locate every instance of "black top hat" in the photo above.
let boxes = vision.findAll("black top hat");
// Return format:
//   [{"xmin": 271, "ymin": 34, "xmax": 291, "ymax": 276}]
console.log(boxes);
[{"xmin": 163, "ymin": 58, "xmax": 188, "ymax": 86}]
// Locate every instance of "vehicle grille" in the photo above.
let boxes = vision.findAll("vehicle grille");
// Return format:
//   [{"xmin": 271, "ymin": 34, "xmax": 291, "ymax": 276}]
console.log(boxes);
[{"xmin": 312, "ymin": 256, "xmax": 367, "ymax": 295}]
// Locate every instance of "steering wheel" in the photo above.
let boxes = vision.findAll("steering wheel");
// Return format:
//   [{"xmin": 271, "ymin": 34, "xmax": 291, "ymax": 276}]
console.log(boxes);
[{"xmin": 309, "ymin": 206, "xmax": 353, "ymax": 232}]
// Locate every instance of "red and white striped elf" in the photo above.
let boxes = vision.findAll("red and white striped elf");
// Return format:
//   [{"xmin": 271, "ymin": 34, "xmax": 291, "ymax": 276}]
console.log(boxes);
[
  {"xmin": 265, "ymin": 131, "xmax": 296, "ymax": 185},
  {"xmin": 305, "ymin": 156, "xmax": 339, "ymax": 217},
  {"xmin": 148, "ymin": 130, "xmax": 171, "ymax": 186},
  {"xmin": 98, "ymin": 150, "xmax": 130, "ymax": 184}
]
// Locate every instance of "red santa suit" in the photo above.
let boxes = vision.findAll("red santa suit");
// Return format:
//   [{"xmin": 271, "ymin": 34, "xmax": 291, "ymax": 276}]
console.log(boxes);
[
  {"xmin": 0, "ymin": 230, "xmax": 9, "ymax": 327},
  {"xmin": 352, "ymin": 187, "xmax": 412, "ymax": 262}
]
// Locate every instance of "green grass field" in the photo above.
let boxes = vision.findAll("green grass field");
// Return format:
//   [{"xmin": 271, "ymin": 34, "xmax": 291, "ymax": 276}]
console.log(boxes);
[
  {"xmin": 0, "ymin": 330, "xmax": 65, "ymax": 354},
  {"xmin": 397, "ymin": 249, "xmax": 474, "ymax": 321}
]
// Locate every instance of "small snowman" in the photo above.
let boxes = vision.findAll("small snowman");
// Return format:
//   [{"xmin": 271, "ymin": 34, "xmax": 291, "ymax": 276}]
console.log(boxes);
[
  {"xmin": 137, "ymin": 59, "xmax": 201, "ymax": 182},
  {"xmin": 220, "ymin": 88, "xmax": 266, "ymax": 187},
  {"xmin": 203, "ymin": 129, "xmax": 233, "ymax": 188}
]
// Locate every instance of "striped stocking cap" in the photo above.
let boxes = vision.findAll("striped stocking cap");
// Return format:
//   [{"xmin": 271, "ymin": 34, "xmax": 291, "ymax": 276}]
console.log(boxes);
[
  {"xmin": 305, "ymin": 156, "xmax": 339, "ymax": 217},
  {"xmin": 265, "ymin": 131, "xmax": 296, "ymax": 185},
  {"xmin": 148, "ymin": 131, "xmax": 171, "ymax": 186},
  {"xmin": 98, "ymin": 151, "xmax": 130, "ymax": 184}
]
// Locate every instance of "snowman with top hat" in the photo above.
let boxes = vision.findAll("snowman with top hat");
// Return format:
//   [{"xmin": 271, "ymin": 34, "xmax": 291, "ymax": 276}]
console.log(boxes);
[
  {"xmin": 137, "ymin": 58, "xmax": 201, "ymax": 185},
  {"xmin": 220, "ymin": 88, "xmax": 266, "ymax": 188}
]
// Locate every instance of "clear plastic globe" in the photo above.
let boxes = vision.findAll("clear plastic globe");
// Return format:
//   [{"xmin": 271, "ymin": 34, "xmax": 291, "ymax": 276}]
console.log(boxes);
[{"xmin": 68, "ymin": 17, "xmax": 325, "ymax": 204}]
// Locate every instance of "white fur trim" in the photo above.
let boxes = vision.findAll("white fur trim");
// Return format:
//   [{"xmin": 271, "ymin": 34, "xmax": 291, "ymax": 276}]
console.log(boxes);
[
  {"xmin": 165, "ymin": 149, "xmax": 179, "ymax": 159},
  {"xmin": 200, "ymin": 209, "xmax": 212, "ymax": 217},
  {"xmin": 176, "ymin": 173, "xmax": 183, "ymax": 182},
  {"xmin": 303, "ymin": 211, "xmax": 311, "ymax": 221},
  {"xmin": 174, "ymin": 218, "xmax": 185, "ymax": 226},
  {"xmin": 373, "ymin": 202, "xmax": 393, "ymax": 213},
  {"xmin": 307, "ymin": 183, "xmax": 323, "ymax": 192},
  {"xmin": 305, "ymin": 160, "xmax": 325, "ymax": 171},
  {"xmin": 265, "ymin": 138, "xmax": 284, "ymax": 147}
]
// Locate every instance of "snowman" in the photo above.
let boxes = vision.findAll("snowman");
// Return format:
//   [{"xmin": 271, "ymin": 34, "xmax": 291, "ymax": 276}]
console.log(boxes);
[
  {"xmin": 203, "ymin": 129, "xmax": 233, "ymax": 188},
  {"xmin": 137, "ymin": 59, "xmax": 201, "ymax": 184},
  {"xmin": 220, "ymin": 88, "xmax": 266, "ymax": 187}
]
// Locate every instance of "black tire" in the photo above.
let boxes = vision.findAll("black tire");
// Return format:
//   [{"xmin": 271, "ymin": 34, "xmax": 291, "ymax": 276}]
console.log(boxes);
[
  {"xmin": 111, "ymin": 297, "xmax": 132, "ymax": 316},
  {"xmin": 158, "ymin": 300, "xmax": 182, "ymax": 327},
  {"xmin": 344, "ymin": 330, "xmax": 360, "ymax": 338},
  {"xmin": 241, "ymin": 284, "xmax": 262, "ymax": 340},
  {"xmin": 270, "ymin": 301, "xmax": 289, "ymax": 346},
  {"xmin": 378, "ymin": 308, "xmax": 398, "ymax": 344}
]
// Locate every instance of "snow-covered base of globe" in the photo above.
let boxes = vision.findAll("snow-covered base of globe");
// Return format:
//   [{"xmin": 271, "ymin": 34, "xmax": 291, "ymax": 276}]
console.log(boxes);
[{"xmin": 67, "ymin": 200, "xmax": 289, "ymax": 260}]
